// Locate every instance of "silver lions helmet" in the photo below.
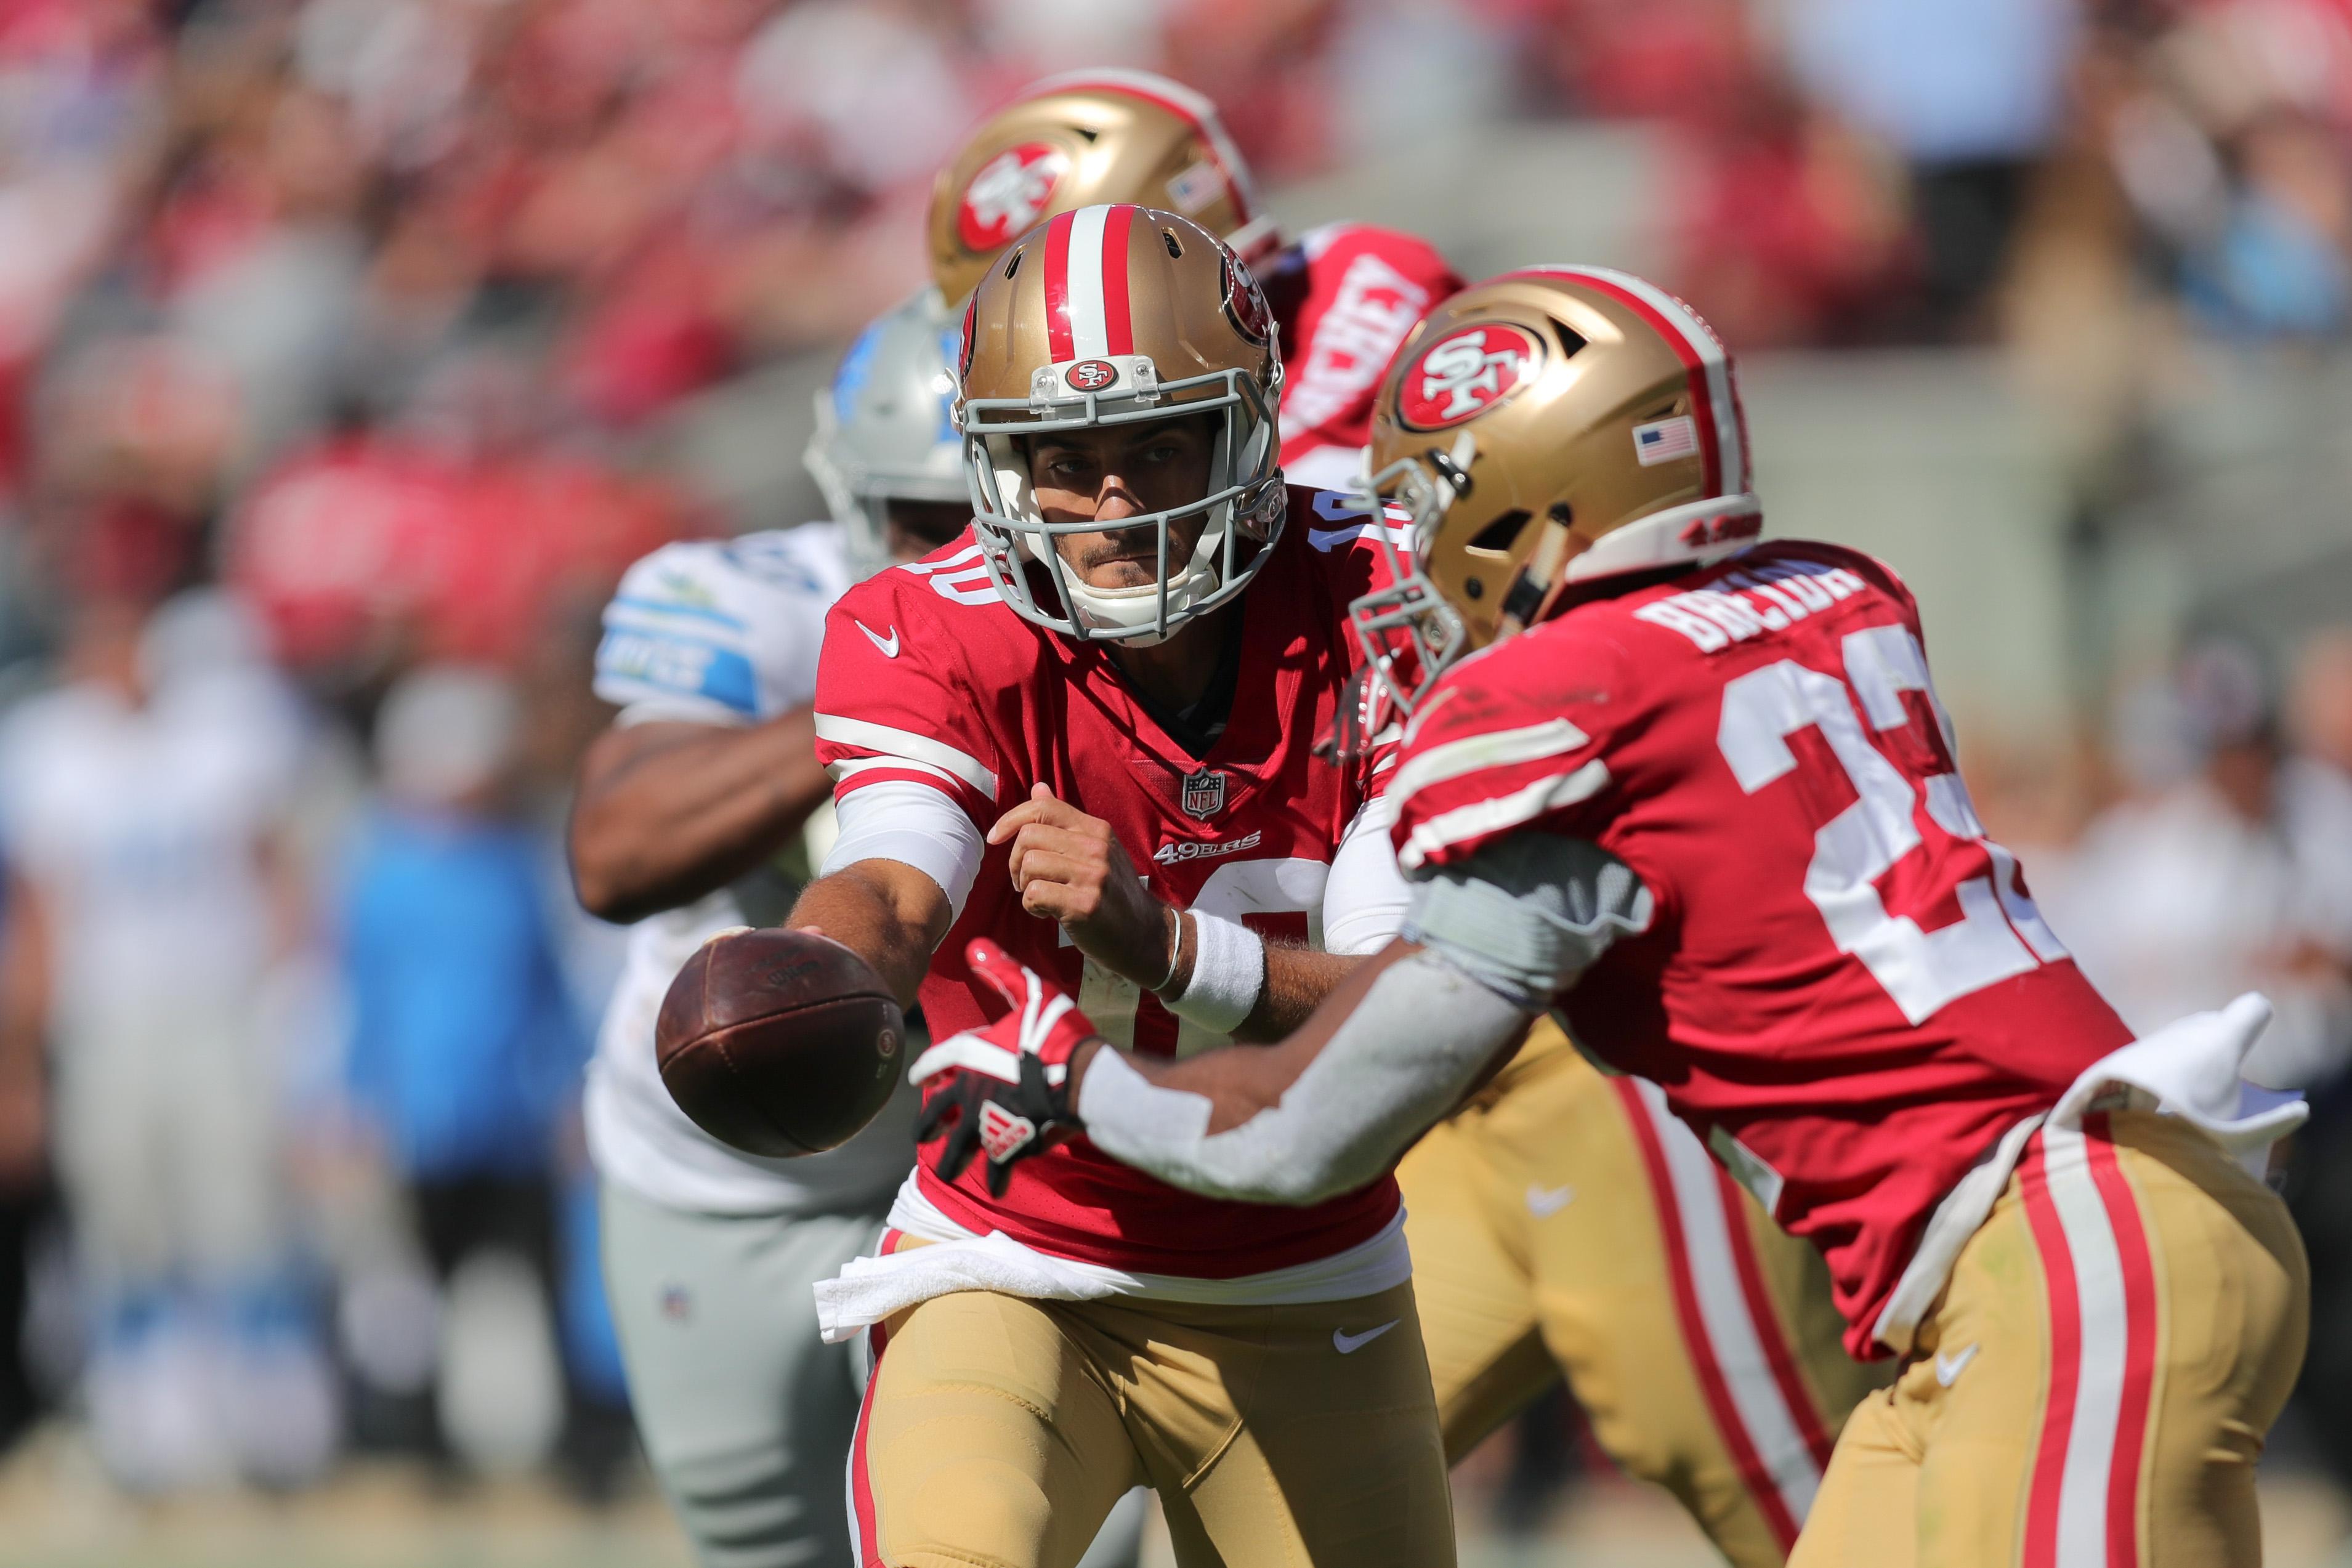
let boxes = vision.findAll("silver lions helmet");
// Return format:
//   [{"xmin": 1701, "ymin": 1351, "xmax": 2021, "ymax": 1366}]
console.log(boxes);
[{"xmin": 806, "ymin": 289, "xmax": 969, "ymax": 579}]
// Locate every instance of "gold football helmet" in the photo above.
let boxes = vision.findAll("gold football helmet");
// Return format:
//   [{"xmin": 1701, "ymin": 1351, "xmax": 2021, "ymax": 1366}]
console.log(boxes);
[
  {"xmin": 929, "ymin": 70, "xmax": 1277, "ymax": 309},
  {"xmin": 1349, "ymin": 265, "xmax": 1761, "ymax": 720},
  {"xmin": 956, "ymin": 204, "xmax": 1283, "ymax": 645}
]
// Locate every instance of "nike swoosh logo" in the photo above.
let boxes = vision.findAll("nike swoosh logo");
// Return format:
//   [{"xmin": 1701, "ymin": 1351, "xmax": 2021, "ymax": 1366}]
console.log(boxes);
[
  {"xmin": 1525, "ymin": 1183, "xmax": 1576, "ymax": 1217},
  {"xmin": 855, "ymin": 620, "xmax": 900, "ymax": 658},
  {"xmin": 1333, "ymin": 1320, "xmax": 1400, "ymax": 1356},
  {"xmin": 1934, "ymin": 1343, "xmax": 1979, "ymax": 1387}
]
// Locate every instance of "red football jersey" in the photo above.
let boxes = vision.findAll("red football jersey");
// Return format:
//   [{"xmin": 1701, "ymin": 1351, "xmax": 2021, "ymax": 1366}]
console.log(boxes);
[
  {"xmin": 814, "ymin": 487, "xmax": 1408, "ymax": 1277},
  {"xmin": 1265, "ymin": 222, "xmax": 1464, "ymax": 482},
  {"xmin": 1388, "ymin": 541, "xmax": 2133, "ymax": 1354}
]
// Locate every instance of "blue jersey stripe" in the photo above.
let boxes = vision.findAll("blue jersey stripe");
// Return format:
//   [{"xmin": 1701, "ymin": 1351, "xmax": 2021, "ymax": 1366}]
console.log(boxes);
[{"xmin": 594, "ymin": 629, "xmax": 759, "ymax": 716}]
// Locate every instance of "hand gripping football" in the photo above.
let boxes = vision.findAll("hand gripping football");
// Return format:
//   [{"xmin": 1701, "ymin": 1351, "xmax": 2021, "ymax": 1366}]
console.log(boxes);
[{"xmin": 656, "ymin": 928, "xmax": 906, "ymax": 1158}]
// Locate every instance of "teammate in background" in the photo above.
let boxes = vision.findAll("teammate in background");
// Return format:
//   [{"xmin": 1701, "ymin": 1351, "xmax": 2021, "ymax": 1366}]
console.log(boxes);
[
  {"xmin": 917, "ymin": 267, "xmax": 2312, "ymax": 1568},
  {"xmin": 792, "ymin": 207, "xmax": 1453, "ymax": 1567},
  {"xmin": 928, "ymin": 68, "xmax": 1460, "ymax": 491},
  {"xmin": 568, "ymin": 292, "xmax": 970, "ymax": 1568},
  {"xmin": 932, "ymin": 70, "xmax": 1876, "ymax": 1567}
]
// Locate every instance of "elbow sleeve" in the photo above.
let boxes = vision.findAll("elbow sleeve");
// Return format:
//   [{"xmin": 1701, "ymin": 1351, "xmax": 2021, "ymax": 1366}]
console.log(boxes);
[
  {"xmin": 820, "ymin": 781, "xmax": 985, "ymax": 921},
  {"xmin": 1403, "ymin": 834, "xmax": 1654, "ymax": 1009}
]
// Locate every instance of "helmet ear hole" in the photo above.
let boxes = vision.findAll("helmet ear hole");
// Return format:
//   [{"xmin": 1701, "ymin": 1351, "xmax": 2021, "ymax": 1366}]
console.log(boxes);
[{"xmin": 1468, "ymin": 509, "xmax": 1531, "ymax": 556}]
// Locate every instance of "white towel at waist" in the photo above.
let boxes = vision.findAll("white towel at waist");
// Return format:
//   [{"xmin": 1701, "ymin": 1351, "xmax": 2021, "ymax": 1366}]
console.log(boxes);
[
  {"xmin": 814, "ymin": 1230, "xmax": 1120, "ymax": 1344},
  {"xmin": 1873, "ymin": 992, "xmax": 2305, "ymax": 1356},
  {"xmin": 812, "ymin": 1173, "xmax": 1415, "ymax": 1343}
]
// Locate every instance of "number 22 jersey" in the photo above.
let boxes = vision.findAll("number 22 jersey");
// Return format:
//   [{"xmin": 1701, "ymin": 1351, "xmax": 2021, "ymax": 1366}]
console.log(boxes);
[
  {"xmin": 813, "ymin": 490, "xmax": 1410, "ymax": 1279},
  {"xmin": 1386, "ymin": 541, "xmax": 2133, "ymax": 1354}
]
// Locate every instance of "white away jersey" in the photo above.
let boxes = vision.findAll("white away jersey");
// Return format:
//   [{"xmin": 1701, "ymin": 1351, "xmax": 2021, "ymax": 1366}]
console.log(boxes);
[
  {"xmin": 584, "ymin": 523, "xmax": 918, "ymax": 1216},
  {"xmin": 0, "ymin": 667, "xmax": 302, "ymax": 1035}
]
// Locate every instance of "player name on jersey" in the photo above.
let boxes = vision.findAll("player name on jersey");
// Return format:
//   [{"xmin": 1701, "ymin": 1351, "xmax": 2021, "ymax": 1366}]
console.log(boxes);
[{"xmin": 1632, "ymin": 559, "xmax": 1872, "ymax": 652}]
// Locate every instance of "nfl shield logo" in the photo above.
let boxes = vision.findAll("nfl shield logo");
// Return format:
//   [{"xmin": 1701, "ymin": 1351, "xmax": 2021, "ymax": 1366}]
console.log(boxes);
[{"xmin": 1180, "ymin": 767, "xmax": 1227, "ymax": 820}]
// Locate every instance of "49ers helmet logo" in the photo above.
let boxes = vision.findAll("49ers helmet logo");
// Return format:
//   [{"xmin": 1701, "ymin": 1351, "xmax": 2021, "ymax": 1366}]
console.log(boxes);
[
  {"xmin": 1065, "ymin": 358, "xmax": 1117, "ymax": 391},
  {"xmin": 1397, "ymin": 323, "xmax": 1544, "ymax": 430},
  {"xmin": 958, "ymin": 143, "xmax": 1070, "ymax": 250}
]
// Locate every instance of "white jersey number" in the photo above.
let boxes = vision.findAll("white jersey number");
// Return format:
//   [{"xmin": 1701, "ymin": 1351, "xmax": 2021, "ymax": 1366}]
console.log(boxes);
[
  {"xmin": 1716, "ymin": 625, "xmax": 2067, "ymax": 1025},
  {"xmin": 1076, "ymin": 857, "xmax": 1331, "ymax": 1058}
]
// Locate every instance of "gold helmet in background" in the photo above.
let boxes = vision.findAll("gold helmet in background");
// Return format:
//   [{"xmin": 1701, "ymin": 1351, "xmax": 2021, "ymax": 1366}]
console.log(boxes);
[
  {"xmin": 1348, "ymin": 265, "xmax": 1761, "ymax": 719},
  {"xmin": 956, "ymin": 204, "xmax": 1283, "ymax": 645},
  {"xmin": 928, "ymin": 70, "xmax": 1278, "ymax": 309}
]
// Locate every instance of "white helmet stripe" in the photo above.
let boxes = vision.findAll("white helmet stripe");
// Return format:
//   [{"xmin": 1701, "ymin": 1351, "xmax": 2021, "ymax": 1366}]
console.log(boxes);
[{"xmin": 1065, "ymin": 204, "xmax": 1113, "ymax": 359}]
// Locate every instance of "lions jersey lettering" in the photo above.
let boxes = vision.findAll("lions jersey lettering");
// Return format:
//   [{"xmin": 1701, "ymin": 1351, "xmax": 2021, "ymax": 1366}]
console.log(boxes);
[
  {"xmin": 1387, "ymin": 541, "xmax": 2134, "ymax": 1354},
  {"xmin": 812, "ymin": 494, "xmax": 1407, "ymax": 1278},
  {"xmin": 593, "ymin": 527, "xmax": 852, "ymax": 726}
]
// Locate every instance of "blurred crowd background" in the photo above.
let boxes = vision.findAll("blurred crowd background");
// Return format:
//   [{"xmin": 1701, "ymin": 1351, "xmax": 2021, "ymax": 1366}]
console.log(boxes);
[{"xmin": 1, "ymin": 0, "xmax": 2351, "ymax": 1560}]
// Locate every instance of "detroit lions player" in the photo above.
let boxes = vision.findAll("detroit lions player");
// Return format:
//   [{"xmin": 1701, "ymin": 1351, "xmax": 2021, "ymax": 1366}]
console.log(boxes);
[{"xmin": 569, "ymin": 291, "xmax": 969, "ymax": 1568}]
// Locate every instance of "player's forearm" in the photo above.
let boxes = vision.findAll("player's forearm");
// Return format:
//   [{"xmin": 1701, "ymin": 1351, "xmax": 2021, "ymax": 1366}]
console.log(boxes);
[
  {"xmin": 1072, "ymin": 942, "xmax": 1534, "ymax": 1205},
  {"xmin": 570, "ymin": 711, "xmax": 829, "ymax": 923},
  {"xmin": 1232, "ymin": 946, "xmax": 1361, "ymax": 1041},
  {"xmin": 1142, "ymin": 919, "xmax": 1359, "ymax": 1043},
  {"xmin": 786, "ymin": 860, "xmax": 952, "ymax": 1009}
]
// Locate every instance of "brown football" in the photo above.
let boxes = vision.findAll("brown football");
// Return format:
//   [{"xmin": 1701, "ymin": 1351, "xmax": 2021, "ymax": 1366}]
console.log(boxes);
[{"xmin": 655, "ymin": 928, "xmax": 905, "ymax": 1158}]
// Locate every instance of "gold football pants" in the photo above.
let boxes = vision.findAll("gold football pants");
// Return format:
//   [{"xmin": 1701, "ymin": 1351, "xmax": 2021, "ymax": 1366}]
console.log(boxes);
[
  {"xmin": 1793, "ymin": 1111, "xmax": 2308, "ymax": 1568},
  {"xmin": 847, "ymin": 1258, "xmax": 1455, "ymax": 1567},
  {"xmin": 1400, "ymin": 1024, "xmax": 1883, "ymax": 1568}
]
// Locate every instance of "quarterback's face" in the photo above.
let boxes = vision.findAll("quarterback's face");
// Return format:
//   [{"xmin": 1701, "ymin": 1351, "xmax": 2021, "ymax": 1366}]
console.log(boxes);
[{"xmin": 1027, "ymin": 414, "xmax": 1217, "ymax": 590}]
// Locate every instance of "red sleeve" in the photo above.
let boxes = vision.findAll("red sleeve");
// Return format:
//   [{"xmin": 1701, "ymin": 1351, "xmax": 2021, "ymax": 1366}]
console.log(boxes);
[
  {"xmin": 812, "ymin": 576, "xmax": 1008, "ymax": 829},
  {"xmin": 1386, "ymin": 628, "xmax": 1630, "ymax": 875},
  {"xmin": 1276, "ymin": 224, "xmax": 1465, "ymax": 461}
]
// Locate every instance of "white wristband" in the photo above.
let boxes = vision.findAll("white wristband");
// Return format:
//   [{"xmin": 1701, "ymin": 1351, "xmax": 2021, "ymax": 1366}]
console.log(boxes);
[{"xmin": 1165, "ymin": 911, "xmax": 1266, "ymax": 1033}]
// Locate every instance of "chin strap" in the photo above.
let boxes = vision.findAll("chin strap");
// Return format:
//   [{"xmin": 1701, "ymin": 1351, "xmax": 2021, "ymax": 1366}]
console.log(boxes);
[{"xmin": 1496, "ymin": 504, "xmax": 1579, "ymax": 639}]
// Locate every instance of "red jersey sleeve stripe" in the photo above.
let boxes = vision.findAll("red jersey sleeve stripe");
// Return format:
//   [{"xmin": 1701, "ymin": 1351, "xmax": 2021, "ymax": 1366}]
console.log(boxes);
[
  {"xmin": 1042, "ymin": 209, "xmax": 1077, "ymax": 363},
  {"xmin": 1388, "ymin": 717, "xmax": 1592, "ymax": 812},
  {"xmin": 826, "ymin": 761, "xmax": 991, "ymax": 825},
  {"xmin": 814, "ymin": 713, "xmax": 1000, "ymax": 800},
  {"xmin": 1394, "ymin": 758, "xmax": 1611, "ymax": 872}
]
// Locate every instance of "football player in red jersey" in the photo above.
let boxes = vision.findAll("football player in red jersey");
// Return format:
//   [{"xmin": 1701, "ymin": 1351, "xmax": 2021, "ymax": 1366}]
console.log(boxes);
[
  {"xmin": 932, "ymin": 75, "xmax": 1881, "ymax": 1568},
  {"xmin": 788, "ymin": 206, "xmax": 1455, "ymax": 1567},
  {"xmin": 919, "ymin": 267, "xmax": 2312, "ymax": 1568},
  {"xmin": 928, "ymin": 68, "xmax": 1461, "ymax": 491}
]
